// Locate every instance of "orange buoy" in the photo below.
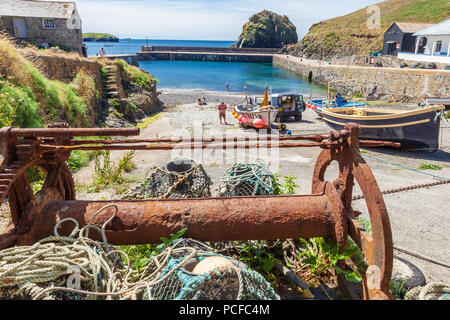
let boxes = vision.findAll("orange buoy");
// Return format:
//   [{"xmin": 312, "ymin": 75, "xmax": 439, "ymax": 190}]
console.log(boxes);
[
  {"xmin": 253, "ymin": 117, "xmax": 265, "ymax": 129},
  {"xmin": 238, "ymin": 115, "xmax": 244, "ymax": 122}
]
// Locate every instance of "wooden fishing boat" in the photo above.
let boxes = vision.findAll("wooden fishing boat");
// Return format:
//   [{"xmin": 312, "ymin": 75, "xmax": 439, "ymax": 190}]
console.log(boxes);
[
  {"xmin": 321, "ymin": 106, "xmax": 445, "ymax": 152},
  {"xmin": 233, "ymin": 86, "xmax": 278, "ymax": 129},
  {"xmin": 234, "ymin": 104, "xmax": 278, "ymax": 129}
]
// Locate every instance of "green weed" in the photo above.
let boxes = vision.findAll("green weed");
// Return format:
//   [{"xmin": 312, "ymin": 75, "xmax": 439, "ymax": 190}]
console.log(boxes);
[
  {"xmin": 89, "ymin": 150, "xmax": 136, "ymax": 192},
  {"xmin": 272, "ymin": 174, "xmax": 298, "ymax": 195},
  {"xmin": 120, "ymin": 228, "xmax": 187, "ymax": 272},
  {"xmin": 418, "ymin": 163, "xmax": 442, "ymax": 170},
  {"xmin": 296, "ymin": 238, "xmax": 362, "ymax": 285},
  {"xmin": 235, "ymin": 240, "xmax": 284, "ymax": 285},
  {"xmin": 390, "ymin": 280, "xmax": 407, "ymax": 300}
]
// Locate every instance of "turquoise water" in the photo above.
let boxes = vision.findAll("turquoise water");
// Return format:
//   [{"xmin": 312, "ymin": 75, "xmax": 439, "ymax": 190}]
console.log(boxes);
[
  {"xmin": 84, "ymin": 39, "xmax": 325, "ymax": 95},
  {"xmin": 140, "ymin": 60, "xmax": 325, "ymax": 95}
]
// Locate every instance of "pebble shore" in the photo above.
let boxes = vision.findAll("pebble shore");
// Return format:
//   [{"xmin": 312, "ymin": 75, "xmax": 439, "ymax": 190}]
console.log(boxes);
[{"xmin": 158, "ymin": 89, "xmax": 251, "ymax": 107}]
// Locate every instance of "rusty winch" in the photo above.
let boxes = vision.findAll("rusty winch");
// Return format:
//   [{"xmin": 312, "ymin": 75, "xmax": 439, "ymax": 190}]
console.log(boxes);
[{"xmin": 0, "ymin": 122, "xmax": 395, "ymax": 300}]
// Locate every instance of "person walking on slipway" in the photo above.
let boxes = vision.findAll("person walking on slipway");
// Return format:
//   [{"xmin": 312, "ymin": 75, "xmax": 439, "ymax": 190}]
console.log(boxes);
[{"xmin": 218, "ymin": 102, "xmax": 228, "ymax": 125}]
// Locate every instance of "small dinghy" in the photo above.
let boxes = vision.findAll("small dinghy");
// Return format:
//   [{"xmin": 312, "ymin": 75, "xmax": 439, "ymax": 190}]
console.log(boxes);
[{"xmin": 321, "ymin": 106, "xmax": 445, "ymax": 152}]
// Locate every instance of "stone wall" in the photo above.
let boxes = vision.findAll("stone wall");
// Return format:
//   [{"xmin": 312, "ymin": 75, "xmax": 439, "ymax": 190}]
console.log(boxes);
[
  {"xmin": 141, "ymin": 46, "xmax": 281, "ymax": 54},
  {"xmin": 0, "ymin": 16, "xmax": 82, "ymax": 53},
  {"xmin": 26, "ymin": 53, "xmax": 104, "ymax": 98},
  {"xmin": 331, "ymin": 55, "xmax": 448, "ymax": 70},
  {"xmin": 273, "ymin": 55, "xmax": 450, "ymax": 103},
  {"xmin": 137, "ymin": 52, "xmax": 273, "ymax": 63}
]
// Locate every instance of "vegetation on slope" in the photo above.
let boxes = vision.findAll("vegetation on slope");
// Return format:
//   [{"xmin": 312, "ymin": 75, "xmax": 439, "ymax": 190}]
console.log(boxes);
[
  {"xmin": 0, "ymin": 38, "xmax": 97, "ymax": 128},
  {"xmin": 83, "ymin": 33, "xmax": 120, "ymax": 42},
  {"xmin": 284, "ymin": 0, "xmax": 450, "ymax": 59},
  {"xmin": 115, "ymin": 59, "xmax": 158, "ymax": 90}
]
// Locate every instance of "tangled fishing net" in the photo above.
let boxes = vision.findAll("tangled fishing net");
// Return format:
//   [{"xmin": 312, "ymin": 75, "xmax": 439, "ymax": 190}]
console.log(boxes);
[
  {"xmin": 0, "ymin": 204, "xmax": 279, "ymax": 300},
  {"xmin": 217, "ymin": 160, "xmax": 275, "ymax": 197},
  {"xmin": 123, "ymin": 159, "xmax": 212, "ymax": 200}
]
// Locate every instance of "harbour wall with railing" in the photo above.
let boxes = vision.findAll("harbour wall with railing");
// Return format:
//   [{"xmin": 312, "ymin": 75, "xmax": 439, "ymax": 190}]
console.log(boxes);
[{"xmin": 272, "ymin": 54, "xmax": 450, "ymax": 103}]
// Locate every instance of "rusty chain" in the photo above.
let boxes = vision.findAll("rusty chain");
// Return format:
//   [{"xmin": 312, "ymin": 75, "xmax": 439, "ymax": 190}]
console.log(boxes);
[{"xmin": 352, "ymin": 179, "xmax": 450, "ymax": 201}]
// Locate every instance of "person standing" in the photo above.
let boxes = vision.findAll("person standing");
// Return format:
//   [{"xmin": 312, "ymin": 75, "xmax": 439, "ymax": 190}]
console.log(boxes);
[
  {"xmin": 218, "ymin": 101, "xmax": 228, "ymax": 125},
  {"xmin": 82, "ymin": 44, "xmax": 88, "ymax": 57},
  {"xmin": 226, "ymin": 81, "xmax": 229, "ymax": 91},
  {"xmin": 100, "ymin": 48, "xmax": 106, "ymax": 57}
]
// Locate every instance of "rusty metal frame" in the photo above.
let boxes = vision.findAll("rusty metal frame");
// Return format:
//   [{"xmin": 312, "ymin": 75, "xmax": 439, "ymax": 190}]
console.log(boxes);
[{"xmin": 0, "ymin": 122, "xmax": 394, "ymax": 300}]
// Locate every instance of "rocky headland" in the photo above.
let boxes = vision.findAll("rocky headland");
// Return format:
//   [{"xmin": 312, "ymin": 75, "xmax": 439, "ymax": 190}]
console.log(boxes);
[
  {"xmin": 282, "ymin": 0, "xmax": 450, "ymax": 60},
  {"xmin": 233, "ymin": 10, "xmax": 298, "ymax": 48}
]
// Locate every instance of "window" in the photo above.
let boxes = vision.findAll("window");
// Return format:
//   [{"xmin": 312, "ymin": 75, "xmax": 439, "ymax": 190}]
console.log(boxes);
[
  {"xmin": 435, "ymin": 41, "xmax": 442, "ymax": 52},
  {"xmin": 42, "ymin": 19, "xmax": 56, "ymax": 30}
]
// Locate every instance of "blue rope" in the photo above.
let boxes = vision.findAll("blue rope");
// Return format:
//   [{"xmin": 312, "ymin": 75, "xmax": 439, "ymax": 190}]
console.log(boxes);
[{"xmin": 363, "ymin": 154, "xmax": 450, "ymax": 181}]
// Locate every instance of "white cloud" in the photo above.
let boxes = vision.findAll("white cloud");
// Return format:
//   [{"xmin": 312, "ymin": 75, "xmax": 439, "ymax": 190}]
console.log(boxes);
[{"xmin": 52, "ymin": 0, "xmax": 382, "ymax": 39}]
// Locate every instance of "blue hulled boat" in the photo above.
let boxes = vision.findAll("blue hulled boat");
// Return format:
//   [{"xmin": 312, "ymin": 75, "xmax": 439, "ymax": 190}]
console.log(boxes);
[
  {"xmin": 321, "ymin": 106, "xmax": 445, "ymax": 152},
  {"xmin": 307, "ymin": 95, "xmax": 369, "ymax": 117}
]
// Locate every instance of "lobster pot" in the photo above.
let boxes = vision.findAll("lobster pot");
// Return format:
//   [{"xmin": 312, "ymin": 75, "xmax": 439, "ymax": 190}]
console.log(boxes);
[
  {"xmin": 145, "ymin": 159, "xmax": 212, "ymax": 199},
  {"xmin": 148, "ymin": 250, "xmax": 279, "ymax": 300},
  {"xmin": 217, "ymin": 161, "xmax": 275, "ymax": 197}
]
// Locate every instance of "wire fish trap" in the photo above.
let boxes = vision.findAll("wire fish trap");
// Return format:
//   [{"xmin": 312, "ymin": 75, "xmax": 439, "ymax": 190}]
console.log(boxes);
[
  {"xmin": 144, "ymin": 159, "xmax": 212, "ymax": 199},
  {"xmin": 148, "ymin": 239, "xmax": 280, "ymax": 300},
  {"xmin": 217, "ymin": 161, "xmax": 275, "ymax": 197}
]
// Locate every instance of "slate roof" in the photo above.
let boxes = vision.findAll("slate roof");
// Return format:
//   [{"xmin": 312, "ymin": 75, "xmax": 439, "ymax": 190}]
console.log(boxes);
[
  {"xmin": 0, "ymin": 0, "xmax": 76, "ymax": 19},
  {"xmin": 414, "ymin": 19, "xmax": 450, "ymax": 37},
  {"xmin": 394, "ymin": 22, "xmax": 435, "ymax": 33}
]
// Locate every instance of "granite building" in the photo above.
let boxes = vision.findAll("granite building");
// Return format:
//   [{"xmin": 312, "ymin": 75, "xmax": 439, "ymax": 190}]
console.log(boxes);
[{"xmin": 0, "ymin": 0, "xmax": 83, "ymax": 54}]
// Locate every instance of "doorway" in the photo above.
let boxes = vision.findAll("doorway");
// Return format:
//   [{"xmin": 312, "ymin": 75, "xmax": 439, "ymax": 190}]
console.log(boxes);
[
  {"xmin": 13, "ymin": 18, "xmax": 27, "ymax": 38},
  {"xmin": 387, "ymin": 42, "xmax": 396, "ymax": 55}
]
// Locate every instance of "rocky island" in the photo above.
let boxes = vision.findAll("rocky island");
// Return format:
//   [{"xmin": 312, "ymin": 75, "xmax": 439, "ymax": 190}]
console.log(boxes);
[
  {"xmin": 233, "ymin": 10, "xmax": 298, "ymax": 48},
  {"xmin": 83, "ymin": 33, "xmax": 120, "ymax": 42}
]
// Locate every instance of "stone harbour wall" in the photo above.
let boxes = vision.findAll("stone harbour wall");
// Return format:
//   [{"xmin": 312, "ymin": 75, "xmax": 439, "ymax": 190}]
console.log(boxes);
[
  {"xmin": 273, "ymin": 55, "xmax": 450, "ymax": 103},
  {"xmin": 137, "ymin": 52, "xmax": 273, "ymax": 63}
]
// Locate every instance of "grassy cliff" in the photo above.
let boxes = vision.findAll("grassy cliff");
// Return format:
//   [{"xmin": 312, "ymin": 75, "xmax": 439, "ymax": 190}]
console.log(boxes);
[
  {"xmin": 0, "ymin": 38, "xmax": 97, "ymax": 128},
  {"xmin": 284, "ymin": 0, "xmax": 450, "ymax": 59}
]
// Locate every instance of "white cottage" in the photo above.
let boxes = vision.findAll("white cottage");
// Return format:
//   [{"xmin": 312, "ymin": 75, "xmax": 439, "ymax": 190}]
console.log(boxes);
[{"xmin": 398, "ymin": 19, "xmax": 450, "ymax": 64}]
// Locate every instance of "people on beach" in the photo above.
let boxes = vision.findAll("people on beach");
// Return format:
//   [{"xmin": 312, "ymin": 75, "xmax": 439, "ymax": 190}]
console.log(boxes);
[
  {"xmin": 202, "ymin": 97, "xmax": 207, "ymax": 105},
  {"xmin": 100, "ymin": 48, "xmax": 106, "ymax": 57},
  {"xmin": 218, "ymin": 102, "xmax": 228, "ymax": 125},
  {"xmin": 197, "ymin": 98, "xmax": 203, "ymax": 105},
  {"xmin": 82, "ymin": 44, "xmax": 88, "ymax": 57},
  {"xmin": 226, "ymin": 81, "xmax": 229, "ymax": 91}
]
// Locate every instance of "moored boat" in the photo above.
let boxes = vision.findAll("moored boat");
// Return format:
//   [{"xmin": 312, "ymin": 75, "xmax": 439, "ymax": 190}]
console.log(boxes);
[
  {"xmin": 307, "ymin": 95, "xmax": 369, "ymax": 117},
  {"xmin": 321, "ymin": 106, "xmax": 445, "ymax": 152}
]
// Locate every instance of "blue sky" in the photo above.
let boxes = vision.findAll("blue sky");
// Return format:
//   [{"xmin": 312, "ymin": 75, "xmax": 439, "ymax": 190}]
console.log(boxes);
[{"xmin": 58, "ymin": 0, "xmax": 382, "ymax": 40}]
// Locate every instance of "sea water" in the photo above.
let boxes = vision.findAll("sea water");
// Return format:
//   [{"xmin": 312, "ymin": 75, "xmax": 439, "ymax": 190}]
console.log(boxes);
[
  {"xmin": 84, "ymin": 39, "xmax": 325, "ymax": 95},
  {"xmin": 140, "ymin": 60, "xmax": 324, "ymax": 95}
]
